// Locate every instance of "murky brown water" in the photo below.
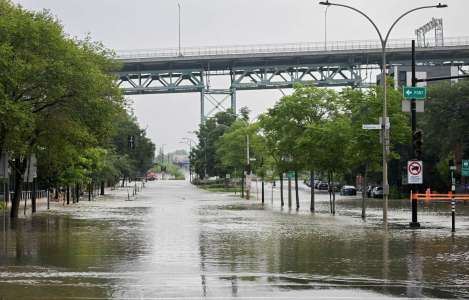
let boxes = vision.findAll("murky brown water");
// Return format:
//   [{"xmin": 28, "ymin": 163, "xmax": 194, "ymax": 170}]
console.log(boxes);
[{"xmin": 1, "ymin": 181, "xmax": 469, "ymax": 299}]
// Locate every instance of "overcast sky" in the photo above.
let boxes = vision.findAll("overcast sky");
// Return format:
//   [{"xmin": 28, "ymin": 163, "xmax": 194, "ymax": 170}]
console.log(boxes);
[{"xmin": 13, "ymin": 0, "xmax": 469, "ymax": 152}]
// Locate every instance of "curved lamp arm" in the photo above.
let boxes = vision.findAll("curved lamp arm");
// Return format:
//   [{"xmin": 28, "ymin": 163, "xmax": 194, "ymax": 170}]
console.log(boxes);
[
  {"xmin": 384, "ymin": 5, "xmax": 443, "ymax": 46},
  {"xmin": 319, "ymin": 2, "xmax": 448, "ymax": 48},
  {"xmin": 319, "ymin": 1, "xmax": 384, "ymax": 46}
]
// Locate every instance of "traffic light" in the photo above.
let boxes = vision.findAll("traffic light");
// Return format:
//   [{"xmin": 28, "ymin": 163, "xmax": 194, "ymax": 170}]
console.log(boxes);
[{"xmin": 413, "ymin": 130, "xmax": 423, "ymax": 159}]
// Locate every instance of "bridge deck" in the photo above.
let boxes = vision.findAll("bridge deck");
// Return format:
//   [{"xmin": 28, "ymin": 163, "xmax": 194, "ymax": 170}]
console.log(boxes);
[{"xmin": 116, "ymin": 37, "xmax": 469, "ymax": 72}]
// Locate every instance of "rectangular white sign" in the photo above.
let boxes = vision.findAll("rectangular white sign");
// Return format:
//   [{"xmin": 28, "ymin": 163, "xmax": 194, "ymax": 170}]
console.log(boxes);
[
  {"xmin": 407, "ymin": 161, "xmax": 423, "ymax": 184},
  {"xmin": 362, "ymin": 124, "xmax": 381, "ymax": 130}
]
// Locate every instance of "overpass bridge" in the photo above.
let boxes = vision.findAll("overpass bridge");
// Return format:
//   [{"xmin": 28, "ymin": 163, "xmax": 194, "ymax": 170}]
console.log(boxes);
[{"xmin": 115, "ymin": 36, "xmax": 469, "ymax": 122}]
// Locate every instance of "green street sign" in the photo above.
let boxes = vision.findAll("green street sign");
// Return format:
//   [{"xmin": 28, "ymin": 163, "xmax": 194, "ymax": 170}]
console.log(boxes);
[
  {"xmin": 403, "ymin": 87, "xmax": 427, "ymax": 100},
  {"xmin": 463, "ymin": 160, "xmax": 469, "ymax": 177},
  {"xmin": 287, "ymin": 171, "xmax": 295, "ymax": 179}
]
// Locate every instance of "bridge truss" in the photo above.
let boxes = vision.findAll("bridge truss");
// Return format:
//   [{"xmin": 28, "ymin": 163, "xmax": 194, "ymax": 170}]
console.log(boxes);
[{"xmin": 116, "ymin": 37, "xmax": 469, "ymax": 122}]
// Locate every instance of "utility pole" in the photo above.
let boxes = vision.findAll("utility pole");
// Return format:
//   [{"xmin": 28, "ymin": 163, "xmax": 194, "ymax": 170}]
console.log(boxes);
[{"xmin": 410, "ymin": 40, "xmax": 421, "ymax": 228}]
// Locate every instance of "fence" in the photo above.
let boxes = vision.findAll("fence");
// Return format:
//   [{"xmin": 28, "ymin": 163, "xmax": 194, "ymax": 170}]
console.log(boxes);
[
  {"xmin": 3, "ymin": 190, "xmax": 48, "ymax": 201},
  {"xmin": 116, "ymin": 36, "xmax": 469, "ymax": 59}
]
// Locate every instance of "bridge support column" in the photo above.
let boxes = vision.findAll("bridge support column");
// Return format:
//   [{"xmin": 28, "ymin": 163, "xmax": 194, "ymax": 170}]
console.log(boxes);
[
  {"xmin": 230, "ymin": 88, "xmax": 237, "ymax": 114},
  {"xmin": 200, "ymin": 89, "xmax": 205, "ymax": 124}
]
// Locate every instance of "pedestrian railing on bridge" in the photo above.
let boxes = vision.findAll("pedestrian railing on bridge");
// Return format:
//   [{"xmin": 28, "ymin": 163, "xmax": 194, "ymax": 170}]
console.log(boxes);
[{"xmin": 116, "ymin": 36, "xmax": 469, "ymax": 59}]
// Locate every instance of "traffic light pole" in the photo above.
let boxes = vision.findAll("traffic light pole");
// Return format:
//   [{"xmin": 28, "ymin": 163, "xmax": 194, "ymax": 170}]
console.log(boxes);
[{"xmin": 410, "ymin": 40, "xmax": 421, "ymax": 228}]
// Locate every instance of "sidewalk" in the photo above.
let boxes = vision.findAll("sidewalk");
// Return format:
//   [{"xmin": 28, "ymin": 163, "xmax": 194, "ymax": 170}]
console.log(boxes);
[{"xmin": 0, "ymin": 184, "xmax": 142, "ymax": 219}]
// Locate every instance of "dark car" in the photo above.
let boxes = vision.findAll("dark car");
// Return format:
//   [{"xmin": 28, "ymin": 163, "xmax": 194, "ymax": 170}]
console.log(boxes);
[
  {"xmin": 371, "ymin": 186, "xmax": 384, "ymax": 198},
  {"xmin": 340, "ymin": 185, "xmax": 357, "ymax": 196},
  {"xmin": 318, "ymin": 182, "xmax": 329, "ymax": 191}
]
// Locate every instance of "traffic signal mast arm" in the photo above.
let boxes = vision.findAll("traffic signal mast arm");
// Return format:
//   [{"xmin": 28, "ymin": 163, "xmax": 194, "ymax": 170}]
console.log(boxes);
[{"xmin": 416, "ymin": 74, "xmax": 469, "ymax": 83}]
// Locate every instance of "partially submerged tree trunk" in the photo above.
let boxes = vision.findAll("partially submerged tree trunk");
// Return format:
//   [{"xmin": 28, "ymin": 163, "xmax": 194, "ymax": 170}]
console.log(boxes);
[
  {"xmin": 10, "ymin": 157, "xmax": 27, "ymax": 219},
  {"xmin": 328, "ymin": 172, "xmax": 333, "ymax": 214},
  {"xmin": 261, "ymin": 178, "xmax": 264, "ymax": 204},
  {"xmin": 287, "ymin": 175, "xmax": 292, "ymax": 208},
  {"xmin": 241, "ymin": 175, "xmax": 245, "ymax": 198},
  {"xmin": 100, "ymin": 181, "xmax": 105, "ymax": 196},
  {"xmin": 310, "ymin": 169, "xmax": 315, "ymax": 212},
  {"xmin": 294, "ymin": 170, "xmax": 299, "ymax": 209},
  {"xmin": 331, "ymin": 172, "xmax": 336, "ymax": 215},
  {"xmin": 75, "ymin": 182, "xmax": 80, "ymax": 203},
  {"xmin": 66, "ymin": 185, "xmax": 70, "ymax": 205},
  {"xmin": 362, "ymin": 163, "xmax": 369, "ymax": 219},
  {"xmin": 32, "ymin": 179, "xmax": 37, "ymax": 213},
  {"xmin": 280, "ymin": 173, "xmax": 284, "ymax": 207}
]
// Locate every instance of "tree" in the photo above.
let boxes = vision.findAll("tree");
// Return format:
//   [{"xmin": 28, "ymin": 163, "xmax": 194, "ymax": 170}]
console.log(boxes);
[
  {"xmin": 259, "ymin": 85, "xmax": 340, "ymax": 209},
  {"xmin": 421, "ymin": 80, "xmax": 469, "ymax": 190},
  {"xmin": 191, "ymin": 110, "xmax": 236, "ymax": 179},
  {"xmin": 341, "ymin": 86, "xmax": 410, "ymax": 217},
  {"xmin": 0, "ymin": 1, "xmax": 124, "ymax": 218}
]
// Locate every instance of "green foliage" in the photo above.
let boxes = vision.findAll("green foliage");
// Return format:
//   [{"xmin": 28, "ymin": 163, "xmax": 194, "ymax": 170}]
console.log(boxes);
[
  {"xmin": 0, "ymin": 1, "xmax": 155, "ymax": 217},
  {"xmin": 151, "ymin": 162, "xmax": 185, "ymax": 180},
  {"xmin": 420, "ymin": 80, "xmax": 469, "ymax": 190},
  {"xmin": 190, "ymin": 110, "xmax": 236, "ymax": 179}
]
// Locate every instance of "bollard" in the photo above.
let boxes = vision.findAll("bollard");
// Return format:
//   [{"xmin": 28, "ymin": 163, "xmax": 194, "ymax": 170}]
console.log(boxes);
[{"xmin": 451, "ymin": 198, "xmax": 456, "ymax": 233}]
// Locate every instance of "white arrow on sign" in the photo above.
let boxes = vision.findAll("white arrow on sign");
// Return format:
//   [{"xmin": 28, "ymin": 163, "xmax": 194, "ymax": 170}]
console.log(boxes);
[{"xmin": 362, "ymin": 124, "xmax": 381, "ymax": 130}]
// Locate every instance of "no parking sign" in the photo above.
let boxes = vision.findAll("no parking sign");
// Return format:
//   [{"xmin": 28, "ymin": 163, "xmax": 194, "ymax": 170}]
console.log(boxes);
[{"xmin": 408, "ymin": 161, "xmax": 423, "ymax": 184}]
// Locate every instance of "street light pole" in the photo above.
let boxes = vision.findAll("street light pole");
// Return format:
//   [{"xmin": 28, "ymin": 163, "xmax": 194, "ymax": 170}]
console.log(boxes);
[
  {"xmin": 178, "ymin": 3, "xmax": 182, "ymax": 56},
  {"xmin": 324, "ymin": 5, "xmax": 329, "ymax": 50},
  {"xmin": 319, "ymin": 1, "xmax": 447, "ymax": 228}
]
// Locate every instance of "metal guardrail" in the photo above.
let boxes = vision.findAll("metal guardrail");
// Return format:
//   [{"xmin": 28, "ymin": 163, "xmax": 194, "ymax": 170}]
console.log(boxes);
[{"xmin": 116, "ymin": 36, "xmax": 469, "ymax": 60}]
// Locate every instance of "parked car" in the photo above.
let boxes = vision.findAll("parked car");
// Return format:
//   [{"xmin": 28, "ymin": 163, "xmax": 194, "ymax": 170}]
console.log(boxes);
[
  {"xmin": 371, "ymin": 186, "xmax": 384, "ymax": 198},
  {"xmin": 340, "ymin": 185, "xmax": 357, "ymax": 196},
  {"xmin": 317, "ymin": 182, "xmax": 329, "ymax": 191}
]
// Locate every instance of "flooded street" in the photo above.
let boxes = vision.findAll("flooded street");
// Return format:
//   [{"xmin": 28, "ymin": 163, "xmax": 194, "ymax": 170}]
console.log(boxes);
[{"xmin": 1, "ymin": 180, "xmax": 469, "ymax": 299}]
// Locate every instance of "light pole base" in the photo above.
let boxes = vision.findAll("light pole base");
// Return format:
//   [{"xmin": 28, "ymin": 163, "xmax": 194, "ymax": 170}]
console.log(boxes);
[{"xmin": 409, "ymin": 222, "xmax": 421, "ymax": 228}]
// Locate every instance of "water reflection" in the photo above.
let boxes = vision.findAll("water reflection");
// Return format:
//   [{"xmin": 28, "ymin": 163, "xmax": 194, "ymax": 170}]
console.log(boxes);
[{"xmin": 0, "ymin": 181, "xmax": 468, "ymax": 299}]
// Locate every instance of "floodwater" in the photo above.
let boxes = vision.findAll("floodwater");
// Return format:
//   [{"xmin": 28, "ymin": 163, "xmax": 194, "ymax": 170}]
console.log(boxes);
[{"xmin": 1, "ymin": 180, "xmax": 469, "ymax": 299}]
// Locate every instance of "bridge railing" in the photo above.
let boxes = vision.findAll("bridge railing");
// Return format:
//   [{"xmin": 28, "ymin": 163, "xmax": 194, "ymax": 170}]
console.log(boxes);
[{"xmin": 116, "ymin": 36, "xmax": 469, "ymax": 60}]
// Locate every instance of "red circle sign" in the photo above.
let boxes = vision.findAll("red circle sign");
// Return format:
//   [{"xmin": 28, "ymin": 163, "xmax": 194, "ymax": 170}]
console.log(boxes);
[{"xmin": 408, "ymin": 161, "xmax": 422, "ymax": 176}]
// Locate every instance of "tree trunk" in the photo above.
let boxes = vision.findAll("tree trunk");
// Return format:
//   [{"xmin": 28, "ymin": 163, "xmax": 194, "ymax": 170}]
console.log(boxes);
[
  {"xmin": 121, "ymin": 176, "xmax": 125, "ymax": 187},
  {"xmin": 310, "ymin": 169, "xmax": 315, "ymax": 212},
  {"xmin": 328, "ymin": 172, "xmax": 333, "ymax": 214},
  {"xmin": 280, "ymin": 173, "xmax": 284, "ymax": 207},
  {"xmin": 362, "ymin": 164, "xmax": 368, "ymax": 219},
  {"xmin": 10, "ymin": 157, "xmax": 26, "ymax": 219},
  {"xmin": 241, "ymin": 175, "xmax": 245, "ymax": 198},
  {"xmin": 294, "ymin": 170, "xmax": 299, "ymax": 209},
  {"xmin": 288, "ymin": 176, "xmax": 292, "ymax": 208},
  {"xmin": 331, "ymin": 172, "xmax": 336, "ymax": 215},
  {"xmin": 66, "ymin": 185, "xmax": 70, "ymax": 205},
  {"xmin": 32, "ymin": 179, "xmax": 37, "ymax": 213},
  {"xmin": 100, "ymin": 181, "xmax": 105, "ymax": 196},
  {"xmin": 75, "ymin": 183, "xmax": 80, "ymax": 203},
  {"xmin": 261, "ymin": 178, "xmax": 264, "ymax": 204},
  {"xmin": 88, "ymin": 183, "xmax": 92, "ymax": 201}
]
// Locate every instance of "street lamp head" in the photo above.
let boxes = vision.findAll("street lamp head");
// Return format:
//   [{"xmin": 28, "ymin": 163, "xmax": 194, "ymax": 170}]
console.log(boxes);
[
  {"xmin": 436, "ymin": 3, "xmax": 448, "ymax": 8},
  {"xmin": 319, "ymin": 1, "xmax": 331, "ymax": 5}
]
